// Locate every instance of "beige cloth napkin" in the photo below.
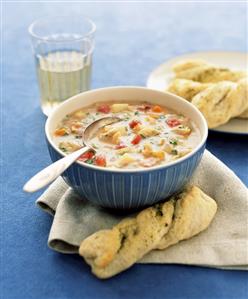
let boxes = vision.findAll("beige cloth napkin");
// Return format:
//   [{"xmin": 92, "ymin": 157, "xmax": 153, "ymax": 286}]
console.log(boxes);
[{"xmin": 36, "ymin": 150, "xmax": 248, "ymax": 270}]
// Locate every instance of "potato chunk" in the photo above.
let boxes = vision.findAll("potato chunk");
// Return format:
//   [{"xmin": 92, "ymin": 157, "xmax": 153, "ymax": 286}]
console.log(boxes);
[
  {"xmin": 152, "ymin": 151, "xmax": 165, "ymax": 160},
  {"xmin": 142, "ymin": 144, "xmax": 153, "ymax": 157},
  {"xmin": 72, "ymin": 110, "xmax": 86, "ymax": 119},
  {"xmin": 117, "ymin": 154, "xmax": 135, "ymax": 167},
  {"xmin": 145, "ymin": 116, "xmax": 156, "ymax": 124},
  {"xmin": 116, "ymin": 147, "xmax": 133, "ymax": 155},
  {"xmin": 139, "ymin": 127, "xmax": 160, "ymax": 138},
  {"xmin": 111, "ymin": 104, "xmax": 129, "ymax": 113},
  {"xmin": 172, "ymin": 125, "xmax": 191, "ymax": 136},
  {"xmin": 142, "ymin": 144, "xmax": 165, "ymax": 160},
  {"xmin": 59, "ymin": 142, "xmax": 81, "ymax": 152},
  {"xmin": 100, "ymin": 126, "xmax": 127, "ymax": 144}
]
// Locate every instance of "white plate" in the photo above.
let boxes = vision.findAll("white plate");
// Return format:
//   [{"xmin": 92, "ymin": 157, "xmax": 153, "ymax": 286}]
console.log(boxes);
[{"xmin": 147, "ymin": 51, "xmax": 248, "ymax": 135}]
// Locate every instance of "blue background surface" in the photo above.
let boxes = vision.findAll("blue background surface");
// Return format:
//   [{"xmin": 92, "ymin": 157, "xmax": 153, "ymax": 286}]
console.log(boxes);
[{"xmin": 1, "ymin": 2, "xmax": 248, "ymax": 299}]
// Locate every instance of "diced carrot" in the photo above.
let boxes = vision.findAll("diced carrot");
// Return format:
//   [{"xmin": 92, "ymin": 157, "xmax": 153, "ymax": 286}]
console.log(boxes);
[
  {"xmin": 95, "ymin": 155, "xmax": 107, "ymax": 167},
  {"xmin": 54, "ymin": 127, "xmax": 68, "ymax": 136},
  {"xmin": 152, "ymin": 105, "xmax": 163, "ymax": 113}
]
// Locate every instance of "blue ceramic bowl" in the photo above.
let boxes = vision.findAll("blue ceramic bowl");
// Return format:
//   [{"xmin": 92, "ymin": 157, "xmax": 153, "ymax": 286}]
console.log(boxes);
[{"xmin": 45, "ymin": 87, "xmax": 208, "ymax": 209}]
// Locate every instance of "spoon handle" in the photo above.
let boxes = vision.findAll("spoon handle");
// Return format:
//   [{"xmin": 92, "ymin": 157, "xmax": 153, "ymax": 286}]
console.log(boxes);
[{"xmin": 23, "ymin": 146, "xmax": 90, "ymax": 193}]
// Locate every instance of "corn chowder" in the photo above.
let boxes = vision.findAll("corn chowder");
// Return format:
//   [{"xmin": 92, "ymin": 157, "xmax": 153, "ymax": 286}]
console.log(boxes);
[{"xmin": 53, "ymin": 102, "xmax": 200, "ymax": 169}]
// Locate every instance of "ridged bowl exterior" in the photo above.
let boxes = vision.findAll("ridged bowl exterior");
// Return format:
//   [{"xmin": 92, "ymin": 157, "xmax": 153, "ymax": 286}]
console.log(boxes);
[{"xmin": 47, "ymin": 139, "xmax": 205, "ymax": 209}]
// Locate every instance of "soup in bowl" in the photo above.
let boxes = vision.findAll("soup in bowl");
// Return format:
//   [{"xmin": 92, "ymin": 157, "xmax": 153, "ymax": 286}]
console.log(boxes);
[{"xmin": 46, "ymin": 87, "xmax": 208, "ymax": 209}]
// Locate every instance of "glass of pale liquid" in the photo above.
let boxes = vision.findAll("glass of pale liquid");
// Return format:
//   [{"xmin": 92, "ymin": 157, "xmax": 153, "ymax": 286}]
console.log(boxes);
[{"xmin": 29, "ymin": 16, "xmax": 96, "ymax": 116}]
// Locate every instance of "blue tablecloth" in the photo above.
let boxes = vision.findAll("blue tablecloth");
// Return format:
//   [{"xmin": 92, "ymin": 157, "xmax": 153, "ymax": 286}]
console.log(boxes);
[{"xmin": 2, "ymin": 2, "xmax": 248, "ymax": 299}]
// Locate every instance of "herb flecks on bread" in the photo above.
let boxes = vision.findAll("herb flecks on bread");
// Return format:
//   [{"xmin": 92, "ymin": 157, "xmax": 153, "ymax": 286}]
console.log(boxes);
[
  {"xmin": 173, "ymin": 59, "xmax": 246, "ymax": 83},
  {"xmin": 157, "ymin": 186, "xmax": 217, "ymax": 249},
  {"xmin": 79, "ymin": 186, "xmax": 217, "ymax": 279},
  {"xmin": 79, "ymin": 200, "xmax": 174, "ymax": 279},
  {"xmin": 167, "ymin": 59, "xmax": 248, "ymax": 126}
]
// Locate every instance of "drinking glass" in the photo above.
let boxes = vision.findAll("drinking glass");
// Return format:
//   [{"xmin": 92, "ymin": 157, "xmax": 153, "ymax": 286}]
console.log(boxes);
[{"xmin": 29, "ymin": 16, "xmax": 96, "ymax": 116}]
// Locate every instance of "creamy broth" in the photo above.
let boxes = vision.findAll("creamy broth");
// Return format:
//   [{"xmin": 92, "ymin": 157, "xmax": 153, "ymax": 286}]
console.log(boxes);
[{"xmin": 53, "ymin": 101, "xmax": 201, "ymax": 169}]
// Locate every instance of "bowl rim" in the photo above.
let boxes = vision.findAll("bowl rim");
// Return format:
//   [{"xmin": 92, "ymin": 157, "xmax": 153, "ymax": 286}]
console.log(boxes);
[{"xmin": 45, "ymin": 86, "xmax": 208, "ymax": 173}]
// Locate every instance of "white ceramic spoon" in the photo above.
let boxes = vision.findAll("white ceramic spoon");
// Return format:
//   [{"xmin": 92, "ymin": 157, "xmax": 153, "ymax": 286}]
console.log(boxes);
[{"xmin": 23, "ymin": 116, "xmax": 120, "ymax": 193}]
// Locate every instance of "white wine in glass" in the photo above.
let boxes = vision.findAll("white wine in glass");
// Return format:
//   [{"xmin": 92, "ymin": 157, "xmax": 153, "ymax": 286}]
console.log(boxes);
[
  {"xmin": 36, "ymin": 51, "xmax": 92, "ymax": 116},
  {"xmin": 29, "ymin": 16, "xmax": 96, "ymax": 116}
]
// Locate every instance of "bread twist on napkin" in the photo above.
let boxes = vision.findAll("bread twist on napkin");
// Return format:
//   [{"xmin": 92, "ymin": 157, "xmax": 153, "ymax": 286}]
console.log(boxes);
[{"xmin": 79, "ymin": 186, "xmax": 217, "ymax": 279}]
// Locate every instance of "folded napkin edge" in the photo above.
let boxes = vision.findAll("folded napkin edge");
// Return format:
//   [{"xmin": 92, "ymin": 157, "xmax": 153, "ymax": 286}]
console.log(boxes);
[{"xmin": 36, "ymin": 201, "xmax": 55, "ymax": 216}]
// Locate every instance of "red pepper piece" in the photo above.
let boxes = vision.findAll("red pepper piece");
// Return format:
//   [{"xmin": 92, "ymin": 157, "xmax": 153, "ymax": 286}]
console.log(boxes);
[
  {"xmin": 97, "ymin": 104, "xmax": 110, "ymax": 114},
  {"xmin": 137, "ymin": 105, "xmax": 151, "ymax": 112},
  {"xmin": 166, "ymin": 119, "xmax": 182, "ymax": 128},
  {"xmin": 129, "ymin": 120, "xmax": 141, "ymax": 129},
  {"xmin": 115, "ymin": 143, "xmax": 127, "ymax": 150},
  {"xmin": 78, "ymin": 151, "xmax": 95, "ymax": 161},
  {"xmin": 131, "ymin": 134, "xmax": 142, "ymax": 145}
]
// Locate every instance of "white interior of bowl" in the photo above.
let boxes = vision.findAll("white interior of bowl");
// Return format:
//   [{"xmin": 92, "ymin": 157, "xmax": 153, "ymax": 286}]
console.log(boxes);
[{"xmin": 45, "ymin": 86, "xmax": 208, "ymax": 172}]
